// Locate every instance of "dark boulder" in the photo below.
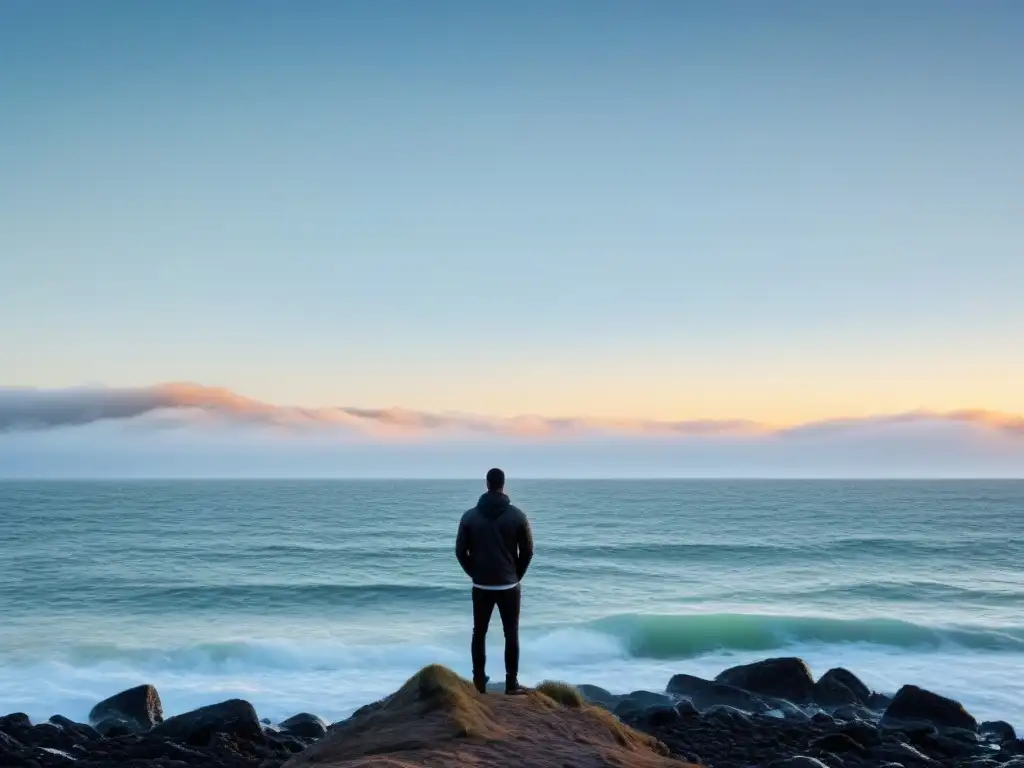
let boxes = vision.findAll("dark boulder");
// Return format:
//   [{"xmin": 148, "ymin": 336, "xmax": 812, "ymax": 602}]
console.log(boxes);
[
  {"xmin": 624, "ymin": 690, "xmax": 673, "ymax": 708},
  {"xmin": 839, "ymin": 720, "xmax": 883, "ymax": 748},
  {"xmin": 980, "ymin": 720, "xmax": 1016, "ymax": 743},
  {"xmin": 942, "ymin": 726, "xmax": 979, "ymax": 745},
  {"xmin": 765, "ymin": 697, "xmax": 811, "ymax": 721},
  {"xmin": 151, "ymin": 698, "xmax": 264, "ymax": 746},
  {"xmin": 612, "ymin": 698, "xmax": 643, "ymax": 719},
  {"xmin": 576, "ymin": 684, "xmax": 619, "ymax": 710},
  {"xmin": 88, "ymin": 684, "xmax": 163, "ymax": 731},
  {"xmin": 93, "ymin": 716, "xmax": 139, "ymax": 737},
  {"xmin": 715, "ymin": 657, "xmax": 816, "ymax": 704},
  {"xmin": 909, "ymin": 730, "xmax": 981, "ymax": 760},
  {"xmin": 47, "ymin": 716, "xmax": 99, "ymax": 743},
  {"xmin": 769, "ymin": 758, "xmax": 831, "ymax": 768},
  {"xmin": 674, "ymin": 698, "xmax": 698, "ymax": 717},
  {"xmin": 638, "ymin": 705, "xmax": 682, "ymax": 728},
  {"xmin": 0, "ymin": 713, "xmax": 31, "ymax": 735},
  {"xmin": 613, "ymin": 690, "xmax": 672, "ymax": 719},
  {"xmin": 881, "ymin": 685, "xmax": 977, "ymax": 732},
  {"xmin": 832, "ymin": 704, "xmax": 880, "ymax": 723},
  {"xmin": 869, "ymin": 691, "xmax": 894, "ymax": 711},
  {"xmin": 811, "ymin": 733, "xmax": 869, "ymax": 756},
  {"xmin": 704, "ymin": 703, "xmax": 754, "ymax": 728},
  {"xmin": 819, "ymin": 668, "xmax": 871, "ymax": 704},
  {"xmin": 24, "ymin": 722, "xmax": 78, "ymax": 751},
  {"xmin": 815, "ymin": 668, "xmax": 872, "ymax": 709},
  {"xmin": 267, "ymin": 731, "xmax": 307, "ymax": 754},
  {"xmin": 814, "ymin": 676, "xmax": 859, "ymax": 708},
  {"xmin": 667, "ymin": 672, "xmax": 769, "ymax": 712},
  {"xmin": 871, "ymin": 738, "xmax": 939, "ymax": 765},
  {"xmin": 0, "ymin": 730, "xmax": 24, "ymax": 753},
  {"xmin": 278, "ymin": 712, "xmax": 327, "ymax": 741}
]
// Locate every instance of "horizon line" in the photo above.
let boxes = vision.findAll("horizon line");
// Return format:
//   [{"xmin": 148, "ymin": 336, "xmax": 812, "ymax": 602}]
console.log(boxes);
[{"xmin": 3, "ymin": 476, "xmax": 1023, "ymax": 482}]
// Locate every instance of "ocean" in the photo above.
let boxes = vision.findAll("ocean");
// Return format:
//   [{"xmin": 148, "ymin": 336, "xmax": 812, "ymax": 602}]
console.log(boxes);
[{"xmin": 2, "ymin": 480, "xmax": 1023, "ymax": 727}]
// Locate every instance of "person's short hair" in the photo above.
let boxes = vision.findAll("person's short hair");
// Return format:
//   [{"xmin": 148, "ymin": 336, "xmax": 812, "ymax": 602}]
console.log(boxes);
[{"xmin": 486, "ymin": 467, "xmax": 505, "ymax": 491}]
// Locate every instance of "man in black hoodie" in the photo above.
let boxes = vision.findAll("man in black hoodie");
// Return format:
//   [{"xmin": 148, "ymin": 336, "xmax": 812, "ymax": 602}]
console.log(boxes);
[{"xmin": 455, "ymin": 467, "xmax": 534, "ymax": 694}]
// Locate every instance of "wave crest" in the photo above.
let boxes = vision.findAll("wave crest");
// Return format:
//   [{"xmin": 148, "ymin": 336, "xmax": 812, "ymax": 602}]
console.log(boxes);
[{"xmin": 589, "ymin": 613, "xmax": 1024, "ymax": 658}]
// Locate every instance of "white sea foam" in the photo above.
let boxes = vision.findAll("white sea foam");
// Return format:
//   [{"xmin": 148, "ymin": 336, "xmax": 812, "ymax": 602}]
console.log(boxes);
[{"xmin": 2, "ymin": 629, "xmax": 1023, "ymax": 729}]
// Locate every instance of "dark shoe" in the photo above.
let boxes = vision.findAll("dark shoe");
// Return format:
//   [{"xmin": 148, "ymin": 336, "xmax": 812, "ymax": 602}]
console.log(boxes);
[
  {"xmin": 473, "ymin": 675, "xmax": 489, "ymax": 694},
  {"xmin": 505, "ymin": 681, "xmax": 529, "ymax": 696}
]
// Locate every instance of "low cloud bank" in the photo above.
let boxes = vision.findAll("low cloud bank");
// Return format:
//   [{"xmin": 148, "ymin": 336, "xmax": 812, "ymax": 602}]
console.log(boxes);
[
  {"xmin": 2, "ymin": 383, "xmax": 1023, "ymax": 439},
  {"xmin": 1, "ymin": 384, "xmax": 1022, "ymax": 478}
]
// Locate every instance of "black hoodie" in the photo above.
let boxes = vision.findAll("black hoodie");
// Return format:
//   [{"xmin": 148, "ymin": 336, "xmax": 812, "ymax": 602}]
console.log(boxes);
[{"xmin": 455, "ymin": 491, "xmax": 534, "ymax": 587}]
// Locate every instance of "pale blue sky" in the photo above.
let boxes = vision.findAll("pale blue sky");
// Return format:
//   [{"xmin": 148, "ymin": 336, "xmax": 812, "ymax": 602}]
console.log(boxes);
[{"xmin": 2, "ymin": 1, "xmax": 1022, "ymax": 423}]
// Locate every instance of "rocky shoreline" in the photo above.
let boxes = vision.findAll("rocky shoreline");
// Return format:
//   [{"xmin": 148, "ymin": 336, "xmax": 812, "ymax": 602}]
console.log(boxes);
[{"xmin": 2, "ymin": 656, "xmax": 1021, "ymax": 768}]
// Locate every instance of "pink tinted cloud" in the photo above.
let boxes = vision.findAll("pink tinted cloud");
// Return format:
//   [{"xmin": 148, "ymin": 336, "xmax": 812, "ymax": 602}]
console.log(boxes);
[{"xmin": 0, "ymin": 383, "xmax": 1022, "ymax": 440}]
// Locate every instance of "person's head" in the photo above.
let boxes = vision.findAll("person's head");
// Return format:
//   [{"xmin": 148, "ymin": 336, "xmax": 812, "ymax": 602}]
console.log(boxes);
[{"xmin": 486, "ymin": 467, "xmax": 505, "ymax": 492}]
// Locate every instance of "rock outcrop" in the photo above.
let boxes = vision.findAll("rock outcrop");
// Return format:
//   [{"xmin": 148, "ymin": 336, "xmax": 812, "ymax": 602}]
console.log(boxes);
[
  {"xmin": 715, "ymin": 656, "xmax": 816, "ymax": 704},
  {"xmin": 285, "ymin": 665, "xmax": 692, "ymax": 768},
  {"xmin": 89, "ymin": 684, "xmax": 163, "ymax": 732},
  {"xmin": 881, "ymin": 684, "xmax": 978, "ymax": 732}
]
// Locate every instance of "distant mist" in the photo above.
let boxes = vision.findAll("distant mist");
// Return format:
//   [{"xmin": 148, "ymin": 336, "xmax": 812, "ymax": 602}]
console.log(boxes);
[{"xmin": 0, "ymin": 384, "xmax": 1022, "ymax": 478}]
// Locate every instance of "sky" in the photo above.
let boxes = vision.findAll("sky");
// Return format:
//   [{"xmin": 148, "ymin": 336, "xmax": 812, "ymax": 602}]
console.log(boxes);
[{"xmin": 1, "ymin": 1, "xmax": 1022, "ymax": 476}]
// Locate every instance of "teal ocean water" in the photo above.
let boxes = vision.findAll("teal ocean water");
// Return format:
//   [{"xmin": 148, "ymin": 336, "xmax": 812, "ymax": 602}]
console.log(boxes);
[{"xmin": 2, "ymin": 480, "xmax": 1023, "ymax": 725}]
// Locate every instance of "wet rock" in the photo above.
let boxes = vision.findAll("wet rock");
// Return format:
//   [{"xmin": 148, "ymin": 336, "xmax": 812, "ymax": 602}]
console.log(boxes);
[
  {"xmin": 811, "ymin": 733, "xmax": 869, "ymax": 756},
  {"xmin": 769, "ymin": 758, "xmax": 830, "ymax": 768},
  {"xmin": 881, "ymin": 685, "xmax": 977, "ymax": 732},
  {"xmin": 576, "ymin": 684, "xmax": 619, "ymax": 709},
  {"xmin": 0, "ymin": 713, "xmax": 32, "ymax": 735},
  {"xmin": 93, "ymin": 716, "xmax": 139, "ymax": 737},
  {"xmin": 1, "ymin": 729, "xmax": 25, "ymax": 753},
  {"xmin": 832, "ymin": 704, "xmax": 879, "ymax": 722},
  {"xmin": 625, "ymin": 690, "xmax": 673, "ymax": 708},
  {"xmin": 278, "ymin": 712, "xmax": 327, "ymax": 741},
  {"xmin": 716, "ymin": 657, "xmax": 816, "ymax": 704},
  {"xmin": 765, "ymin": 697, "xmax": 811, "ymax": 721},
  {"xmin": 818, "ymin": 668, "xmax": 872, "ymax": 705},
  {"xmin": 267, "ymin": 731, "xmax": 307, "ymax": 754},
  {"xmin": 613, "ymin": 691, "xmax": 672, "ymax": 719},
  {"xmin": 980, "ymin": 720, "xmax": 1016, "ymax": 743},
  {"xmin": 705, "ymin": 704, "xmax": 753, "ymax": 728},
  {"xmin": 839, "ymin": 720, "xmax": 882, "ymax": 748},
  {"xmin": 872, "ymin": 738, "xmax": 938, "ymax": 765},
  {"xmin": 915, "ymin": 730, "xmax": 981, "ymax": 760},
  {"xmin": 34, "ymin": 746, "xmax": 77, "ymax": 763},
  {"xmin": 667, "ymin": 672, "xmax": 769, "ymax": 712},
  {"xmin": 88, "ymin": 684, "xmax": 163, "ymax": 731},
  {"xmin": 612, "ymin": 698, "xmax": 644, "ymax": 719},
  {"xmin": 815, "ymin": 668, "xmax": 871, "ymax": 709},
  {"xmin": 634, "ymin": 705, "xmax": 682, "ymax": 728},
  {"xmin": 674, "ymin": 698, "xmax": 698, "ymax": 717},
  {"xmin": 25, "ymin": 722, "xmax": 78, "ymax": 751},
  {"xmin": 814, "ymin": 676, "xmax": 859, "ymax": 708},
  {"xmin": 152, "ymin": 698, "xmax": 264, "ymax": 746},
  {"xmin": 47, "ymin": 716, "xmax": 99, "ymax": 743},
  {"xmin": 869, "ymin": 691, "xmax": 894, "ymax": 711}
]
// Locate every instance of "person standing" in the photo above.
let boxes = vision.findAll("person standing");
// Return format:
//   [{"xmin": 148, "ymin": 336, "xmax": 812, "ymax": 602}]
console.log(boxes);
[{"xmin": 455, "ymin": 468, "xmax": 534, "ymax": 694}]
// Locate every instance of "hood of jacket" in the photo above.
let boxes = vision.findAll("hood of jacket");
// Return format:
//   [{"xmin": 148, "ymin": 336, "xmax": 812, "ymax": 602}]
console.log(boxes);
[{"xmin": 476, "ymin": 491, "xmax": 511, "ymax": 520}]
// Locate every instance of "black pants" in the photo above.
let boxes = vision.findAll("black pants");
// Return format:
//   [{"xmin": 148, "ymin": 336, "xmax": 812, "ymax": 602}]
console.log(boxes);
[{"xmin": 471, "ymin": 585, "xmax": 521, "ymax": 684}]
